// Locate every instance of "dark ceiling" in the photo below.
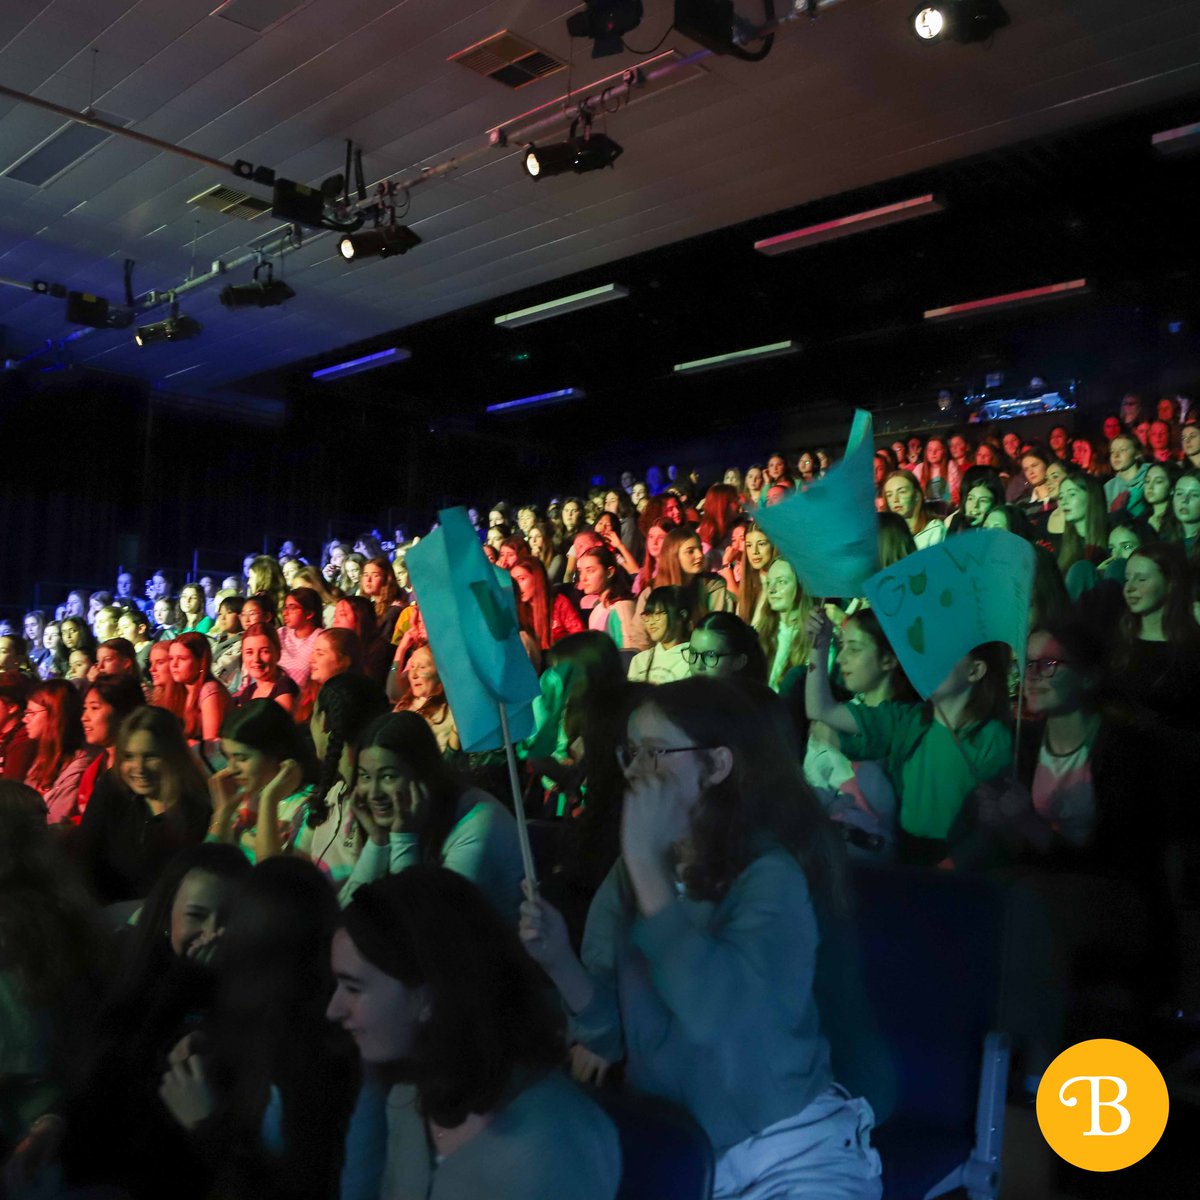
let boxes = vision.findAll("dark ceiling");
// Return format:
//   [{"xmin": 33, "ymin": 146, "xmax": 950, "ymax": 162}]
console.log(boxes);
[{"xmin": 252, "ymin": 87, "xmax": 1200, "ymax": 478}]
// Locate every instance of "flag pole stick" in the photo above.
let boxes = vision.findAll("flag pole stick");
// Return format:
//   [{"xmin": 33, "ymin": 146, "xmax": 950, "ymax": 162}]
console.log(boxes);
[{"xmin": 498, "ymin": 701, "xmax": 538, "ymax": 893}]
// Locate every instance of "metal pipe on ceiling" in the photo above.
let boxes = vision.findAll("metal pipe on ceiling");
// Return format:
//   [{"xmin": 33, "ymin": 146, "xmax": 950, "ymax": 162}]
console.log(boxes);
[
  {"xmin": 0, "ymin": 83, "xmax": 240, "ymax": 176},
  {"xmin": 3, "ymin": 0, "xmax": 847, "ymax": 367}
]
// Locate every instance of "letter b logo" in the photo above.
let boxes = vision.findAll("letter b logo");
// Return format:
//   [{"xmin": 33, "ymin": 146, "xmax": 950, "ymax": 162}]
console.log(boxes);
[{"xmin": 1037, "ymin": 1040, "xmax": 1168, "ymax": 1171}]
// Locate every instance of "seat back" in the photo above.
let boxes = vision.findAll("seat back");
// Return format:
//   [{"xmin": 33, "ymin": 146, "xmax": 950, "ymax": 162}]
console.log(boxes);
[
  {"xmin": 849, "ymin": 864, "xmax": 1007, "ymax": 1133},
  {"xmin": 592, "ymin": 1089, "xmax": 715, "ymax": 1200}
]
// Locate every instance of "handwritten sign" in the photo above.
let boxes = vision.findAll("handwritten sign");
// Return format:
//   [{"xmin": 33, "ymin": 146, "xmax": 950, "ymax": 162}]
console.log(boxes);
[
  {"xmin": 862, "ymin": 529, "xmax": 1034, "ymax": 699},
  {"xmin": 756, "ymin": 409, "xmax": 879, "ymax": 599},
  {"xmin": 406, "ymin": 507, "xmax": 540, "ymax": 752}
]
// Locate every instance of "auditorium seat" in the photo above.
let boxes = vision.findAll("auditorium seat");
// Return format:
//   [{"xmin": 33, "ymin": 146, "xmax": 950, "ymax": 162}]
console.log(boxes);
[
  {"xmin": 592, "ymin": 1090, "xmax": 715, "ymax": 1200},
  {"xmin": 849, "ymin": 864, "xmax": 1011, "ymax": 1200}
]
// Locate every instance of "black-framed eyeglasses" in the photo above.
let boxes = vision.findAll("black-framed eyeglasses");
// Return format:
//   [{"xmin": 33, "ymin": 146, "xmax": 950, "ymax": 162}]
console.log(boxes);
[
  {"xmin": 616, "ymin": 743, "xmax": 710, "ymax": 772},
  {"xmin": 1026, "ymin": 658, "xmax": 1071, "ymax": 679},
  {"xmin": 681, "ymin": 646, "xmax": 735, "ymax": 668}
]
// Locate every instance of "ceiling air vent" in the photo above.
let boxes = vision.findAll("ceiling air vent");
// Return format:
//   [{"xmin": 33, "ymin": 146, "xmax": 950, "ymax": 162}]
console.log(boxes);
[
  {"xmin": 450, "ymin": 31, "xmax": 566, "ymax": 90},
  {"xmin": 189, "ymin": 183, "xmax": 273, "ymax": 220},
  {"xmin": 211, "ymin": 0, "xmax": 315, "ymax": 35}
]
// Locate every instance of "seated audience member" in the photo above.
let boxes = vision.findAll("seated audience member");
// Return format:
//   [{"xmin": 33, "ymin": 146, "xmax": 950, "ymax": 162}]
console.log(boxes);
[
  {"xmin": 528, "ymin": 520, "xmax": 565, "ymax": 585},
  {"xmin": 39, "ymin": 622, "xmax": 68, "ymax": 680},
  {"xmin": 277, "ymin": 586, "xmax": 324, "ymax": 689},
  {"xmin": 655, "ymin": 525, "xmax": 734, "ymax": 623},
  {"xmin": 147, "ymin": 641, "xmax": 173, "ymax": 703},
  {"xmin": 0, "ymin": 672, "xmax": 35, "ymax": 782},
  {"xmin": 178, "ymin": 584, "xmax": 213, "ymax": 635},
  {"xmin": 21, "ymin": 679, "xmax": 94, "ymax": 823},
  {"xmin": 93, "ymin": 637, "xmax": 142, "ymax": 683},
  {"xmin": 332, "ymin": 595, "xmax": 391, "ymax": 687},
  {"xmin": 0, "ymin": 634, "xmax": 35, "ymax": 678},
  {"xmin": 292, "ymin": 673, "xmax": 389, "ymax": 887},
  {"xmin": 1113, "ymin": 541, "xmax": 1200, "ymax": 732},
  {"xmin": 60, "ymin": 616, "xmax": 96, "ymax": 663},
  {"xmin": 158, "ymin": 858, "xmax": 359, "ymax": 1200},
  {"xmin": 207, "ymin": 595, "xmax": 245, "ymax": 691},
  {"xmin": 804, "ymin": 609, "xmax": 914, "ymax": 856},
  {"xmin": 163, "ymin": 632, "xmax": 231, "ymax": 743},
  {"xmin": 512, "ymin": 556, "xmax": 584, "ymax": 651},
  {"xmin": 951, "ymin": 471, "xmax": 1005, "ymax": 533},
  {"xmin": 757, "ymin": 558, "xmax": 815, "ymax": 693},
  {"xmin": 392, "ymin": 642, "xmax": 460, "ymax": 755},
  {"xmin": 0, "ymin": 781, "xmax": 106, "ymax": 1181},
  {"xmin": 79, "ymin": 706, "xmax": 211, "ymax": 906},
  {"xmin": 1160, "ymin": 466, "xmax": 1200, "ymax": 551},
  {"xmin": 238, "ymin": 591, "xmax": 276, "ymax": 633},
  {"xmin": 882, "ymin": 471, "xmax": 945, "ymax": 550},
  {"xmin": 521, "ymin": 678, "xmax": 881, "ymax": 1199},
  {"xmin": 92, "ymin": 606, "xmax": 121, "ymax": 645},
  {"xmin": 24, "ymin": 611, "xmax": 48, "ymax": 673},
  {"xmin": 341, "ymin": 712, "xmax": 524, "ymax": 921},
  {"xmin": 152, "ymin": 598, "xmax": 181, "ymax": 641},
  {"xmin": 1104, "ymin": 434, "xmax": 1148, "ymax": 516},
  {"xmin": 806, "ymin": 611, "xmax": 1012, "ymax": 867},
  {"xmin": 67, "ymin": 647, "xmax": 95, "ymax": 683},
  {"xmin": 332, "ymin": 869, "xmax": 621, "ymax": 1200},
  {"xmin": 577, "ymin": 546, "xmax": 637, "ymax": 649},
  {"xmin": 206, "ymin": 700, "xmax": 316, "ymax": 864},
  {"xmin": 78, "ymin": 675, "xmax": 146, "ymax": 818},
  {"xmin": 246, "ymin": 555, "xmax": 288, "ymax": 612},
  {"xmin": 339, "ymin": 552, "xmax": 367, "ymax": 596},
  {"xmin": 62, "ymin": 844, "xmax": 251, "ymax": 1200},
  {"xmin": 292, "ymin": 565, "xmax": 341, "ymax": 627},
  {"xmin": 1140, "ymin": 462, "xmax": 1176, "ymax": 537},
  {"xmin": 233, "ymin": 623, "xmax": 299, "ymax": 714},
  {"xmin": 627, "ymin": 586, "xmax": 692, "ymax": 683},
  {"xmin": 684, "ymin": 611, "xmax": 769, "ymax": 684}
]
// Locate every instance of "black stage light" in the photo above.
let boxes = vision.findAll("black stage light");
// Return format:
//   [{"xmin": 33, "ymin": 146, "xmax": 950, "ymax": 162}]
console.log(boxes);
[
  {"xmin": 134, "ymin": 310, "xmax": 202, "ymax": 347},
  {"xmin": 566, "ymin": 1, "xmax": 644, "ymax": 58},
  {"xmin": 65, "ymin": 290, "xmax": 110, "ymax": 329},
  {"xmin": 524, "ymin": 132, "xmax": 623, "ymax": 179},
  {"xmin": 910, "ymin": 1, "xmax": 1009, "ymax": 45},
  {"xmin": 271, "ymin": 178, "xmax": 327, "ymax": 228},
  {"xmin": 219, "ymin": 262, "xmax": 295, "ymax": 308},
  {"xmin": 674, "ymin": 0, "xmax": 736, "ymax": 54},
  {"xmin": 338, "ymin": 224, "xmax": 422, "ymax": 262}
]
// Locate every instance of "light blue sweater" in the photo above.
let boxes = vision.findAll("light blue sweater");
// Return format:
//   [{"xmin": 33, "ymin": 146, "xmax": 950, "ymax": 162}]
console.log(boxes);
[
  {"xmin": 339, "ymin": 789, "xmax": 525, "ymax": 925},
  {"xmin": 570, "ymin": 846, "xmax": 833, "ymax": 1154}
]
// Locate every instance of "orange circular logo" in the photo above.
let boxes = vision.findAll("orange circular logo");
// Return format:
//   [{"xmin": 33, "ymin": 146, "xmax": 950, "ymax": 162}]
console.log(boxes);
[{"xmin": 1036, "ymin": 1039, "xmax": 1168, "ymax": 1171}]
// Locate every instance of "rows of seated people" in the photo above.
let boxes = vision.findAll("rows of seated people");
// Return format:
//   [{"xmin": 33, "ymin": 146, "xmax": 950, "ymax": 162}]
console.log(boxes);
[{"xmin": 1, "ymin": 390, "xmax": 1198, "ymax": 1198}]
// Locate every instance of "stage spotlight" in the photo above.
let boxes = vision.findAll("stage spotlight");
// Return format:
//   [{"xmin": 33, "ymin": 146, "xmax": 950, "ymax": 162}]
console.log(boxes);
[
  {"xmin": 910, "ymin": 1, "xmax": 1009, "ymax": 45},
  {"xmin": 524, "ymin": 132, "xmax": 623, "ymax": 179},
  {"xmin": 566, "ymin": 1, "xmax": 643, "ymax": 58},
  {"xmin": 338, "ymin": 224, "xmax": 422, "ymax": 262},
  {"xmin": 134, "ymin": 310, "xmax": 201, "ymax": 347},
  {"xmin": 219, "ymin": 263, "xmax": 295, "ymax": 309}
]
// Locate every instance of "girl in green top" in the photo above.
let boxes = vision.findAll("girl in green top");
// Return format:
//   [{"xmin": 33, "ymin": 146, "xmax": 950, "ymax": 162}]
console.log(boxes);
[
  {"xmin": 805, "ymin": 611, "xmax": 1013, "ymax": 866},
  {"xmin": 206, "ymin": 700, "xmax": 316, "ymax": 864}
]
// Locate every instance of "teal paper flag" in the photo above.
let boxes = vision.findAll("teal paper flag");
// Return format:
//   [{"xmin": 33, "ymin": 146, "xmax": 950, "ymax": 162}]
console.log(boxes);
[
  {"xmin": 406, "ymin": 507, "xmax": 541, "ymax": 753},
  {"xmin": 756, "ymin": 409, "xmax": 879, "ymax": 599},
  {"xmin": 861, "ymin": 529, "xmax": 1035, "ymax": 699}
]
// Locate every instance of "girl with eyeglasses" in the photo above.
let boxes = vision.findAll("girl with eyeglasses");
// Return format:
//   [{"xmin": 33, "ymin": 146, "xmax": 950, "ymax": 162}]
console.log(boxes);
[
  {"xmin": 684, "ymin": 612, "xmax": 768, "ymax": 683},
  {"xmin": 521, "ymin": 678, "xmax": 881, "ymax": 1199},
  {"xmin": 21, "ymin": 679, "xmax": 93, "ymax": 823},
  {"xmin": 627, "ymin": 587, "xmax": 692, "ymax": 684},
  {"xmin": 277, "ymin": 586, "xmax": 323, "ymax": 691}
]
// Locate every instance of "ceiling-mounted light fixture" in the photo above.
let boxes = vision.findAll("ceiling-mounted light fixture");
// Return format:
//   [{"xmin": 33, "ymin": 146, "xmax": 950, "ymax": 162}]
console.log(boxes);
[
  {"xmin": 134, "ymin": 298, "xmax": 201, "ymax": 347},
  {"xmin": 338, "ymin": 223, "xmax": 422, "ymax": 261},
  {"xmin": 910, "ymin": 1, "xmax": 1010, "ymax": 45},
  {"xmin": 524, "ymin": 113, "xmax": 623, "ymax": 179},
  {"xmin": 219, "ymin": 261, "xmax": 295, "ymax": 309},
  {"xmin": 566, "ymin": 1, "xmax": 644, "ymax": 58}
]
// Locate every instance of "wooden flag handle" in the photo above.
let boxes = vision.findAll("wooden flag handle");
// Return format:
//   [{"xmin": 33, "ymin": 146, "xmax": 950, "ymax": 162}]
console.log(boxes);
[{"xmin": 498, "ymin": 702, "xmax": 538, "ymax": 893}]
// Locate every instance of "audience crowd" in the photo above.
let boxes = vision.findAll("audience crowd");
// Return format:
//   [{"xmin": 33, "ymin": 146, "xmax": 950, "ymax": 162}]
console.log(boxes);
[{"xmin": 1, "ymin": 388, "xmax": 1198, "ymax": 1198}]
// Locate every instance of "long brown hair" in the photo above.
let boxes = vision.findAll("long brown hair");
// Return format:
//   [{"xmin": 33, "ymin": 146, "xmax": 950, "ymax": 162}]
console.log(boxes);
[
  {"xmin": 162, "ymin": 631, "xmax": 225, "ymax": 740},
  {"xmin": 364, "ymin": 556, "xmax": 402, "ymax": 619},
  {"xmin": 512, "ymin": 557, "xmax": 553, "ymax": 650},
  {"xmin": 1115, "ymin": 541, "xmax": 1200, "ymax": 667},
  {"xmin": 696, "ymin": 483, "xmax": 741, "ymax": 549},
  {"xmin": 115, "ymin": 706, "xmax": 210, "ymax": 813},
  {"xmin": 1056, "ymin": 471, "xmax": 1109, "ymax": 575},
  {"xmin": 25, "ymin": 679, "xmax": 84, "ymax": 793},
  {"xmin": 634, "ymin": 678, "xmax": 846, "ymax": 907}
]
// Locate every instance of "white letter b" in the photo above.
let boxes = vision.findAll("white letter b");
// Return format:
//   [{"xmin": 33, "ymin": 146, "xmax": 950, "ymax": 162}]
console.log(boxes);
[{"xmin": 1059, "ymin": 1075, "xmax": 1131, "ymax": 1136}]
